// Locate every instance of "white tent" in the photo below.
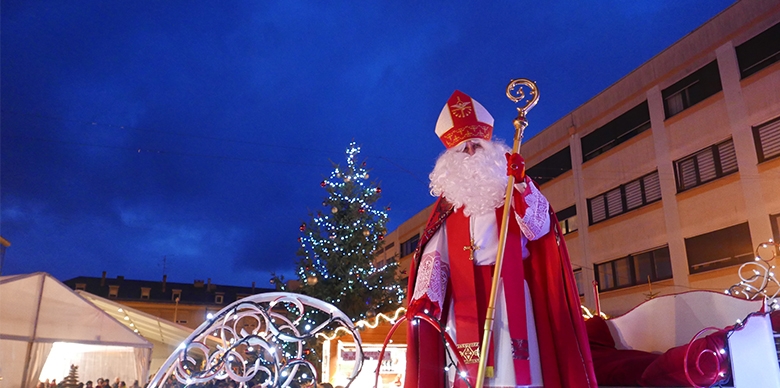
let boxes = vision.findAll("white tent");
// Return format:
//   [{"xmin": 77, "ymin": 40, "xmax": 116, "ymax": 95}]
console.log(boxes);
[
  {"xmin": 0, "ymin": 273, "xmax": 152, "ymax": 388},
  {"xmin": 76, "ymin": 290, "xmax": 218, "ymax": 376}
]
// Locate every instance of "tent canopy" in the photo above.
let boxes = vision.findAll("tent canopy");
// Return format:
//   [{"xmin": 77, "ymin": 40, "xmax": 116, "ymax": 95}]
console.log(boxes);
[
  {"xmin": 77, "ymin": 290, "xmax": 194, "ymax": 348},
  {"xmin": 0, "ymin": 273, "xmax": 152, "ymax": 387},
  {"xmin": 76, "ymin": 289, "xmax": 222, "ymax": 376}
]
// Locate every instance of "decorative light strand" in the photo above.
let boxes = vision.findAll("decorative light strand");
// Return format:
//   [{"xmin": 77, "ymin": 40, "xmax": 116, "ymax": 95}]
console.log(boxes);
[
  {"xmin": 316, "ymin": 307, "xmax": 407, "ymax": 340},
  {"xmin": 725, "ymin": 239, "xmax": 779, "ymax": 310},
  {"xmin": 147, "ymin": 293, "xmax": 364, "ymax": 388}
]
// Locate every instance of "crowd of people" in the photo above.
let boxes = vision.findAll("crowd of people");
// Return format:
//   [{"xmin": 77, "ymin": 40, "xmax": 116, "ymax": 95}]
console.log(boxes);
[
  {"xmin": 37, "ymin": 377, "xmax": 141, "ymax": 388},
  {"xmin": 38, "ymin": 378, "xmax": 341, "ymax": 388}
]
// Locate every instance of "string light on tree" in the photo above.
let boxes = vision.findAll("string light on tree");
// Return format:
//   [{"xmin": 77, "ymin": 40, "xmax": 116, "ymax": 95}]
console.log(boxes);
[{"xmin": 271, "ymin": 141, "xmax": 404, "ymax": 323}]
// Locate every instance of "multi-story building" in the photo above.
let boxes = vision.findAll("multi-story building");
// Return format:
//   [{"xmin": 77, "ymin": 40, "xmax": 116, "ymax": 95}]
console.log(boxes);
[
  {"xmin": 64, "ymin": 272, "xmax": 273, "ymax": 330},
  {"xmin": 384, "ymin": 0, "xmax": 780, "ymax": 317}
]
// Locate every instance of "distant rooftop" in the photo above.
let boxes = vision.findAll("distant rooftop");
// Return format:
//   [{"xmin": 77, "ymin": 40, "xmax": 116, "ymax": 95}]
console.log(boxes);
[{"xmin": 63, "ymin": 272, "xmax": 274, "ymax": 305}]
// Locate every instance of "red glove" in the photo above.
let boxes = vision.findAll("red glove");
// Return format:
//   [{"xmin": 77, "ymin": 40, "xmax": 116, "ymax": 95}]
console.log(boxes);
[{"xmin": 505, "ymin": 152, "xmax": 526, "ymax": 181}]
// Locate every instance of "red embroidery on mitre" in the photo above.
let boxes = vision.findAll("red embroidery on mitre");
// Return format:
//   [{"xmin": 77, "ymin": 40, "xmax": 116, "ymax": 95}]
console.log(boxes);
[{"xmin": 436, "ymin": 90, "xmax": 494, "ymax": 148}]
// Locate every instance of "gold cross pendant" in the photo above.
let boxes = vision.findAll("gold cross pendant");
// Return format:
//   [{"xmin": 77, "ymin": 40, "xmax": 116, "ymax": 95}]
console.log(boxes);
[{"xmin": 464, "ymin": 238, "xmax": 480, "ymax": 261}]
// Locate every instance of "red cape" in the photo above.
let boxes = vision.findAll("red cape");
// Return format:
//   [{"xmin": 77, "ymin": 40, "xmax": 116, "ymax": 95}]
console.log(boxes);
[{"xmin": 404, "ymin": 193, "xmax": 597, "ymax": 388}]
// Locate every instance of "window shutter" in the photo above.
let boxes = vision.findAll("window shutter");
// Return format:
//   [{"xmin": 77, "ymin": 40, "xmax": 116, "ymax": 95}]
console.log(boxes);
[
  {"xmin": 606, "ymin": 188, "xmax": 623, "ymax": 217},
  {"xmin": 589, "ymin": 196, "xmax": 606, "ymax": 224},
  {"xmin": 757, "ymin": 118, "xmax": 780, "ymax": 161},
  {"xmin": 625, "ymin": 180, "xmax": 643, "ymax": 210},
  {"xmin": 718, "ymin": 140, "xmax": 738, "ymax": 173},
  {"xmin": 678, "ymin": 157, "xmax": 697, "ymax": 190},
  {"xmin": 696, "ymin": 148, "xmax": 716, "ymax": 182},
  {"xmin": 643, "ymin": 172, "xmax": 662, "ymax": 202}
]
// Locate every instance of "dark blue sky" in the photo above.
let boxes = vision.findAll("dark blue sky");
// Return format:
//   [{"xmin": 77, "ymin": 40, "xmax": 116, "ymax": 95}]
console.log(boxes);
[{"xmin": 1, "ymin": 1, "xmax": 735, "ymax": 286}]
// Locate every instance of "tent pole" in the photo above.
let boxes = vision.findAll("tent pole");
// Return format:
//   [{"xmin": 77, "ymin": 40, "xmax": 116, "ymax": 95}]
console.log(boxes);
[{"xmin": 21, "ymin": 274, "xmax": 46, "ymax": 388}]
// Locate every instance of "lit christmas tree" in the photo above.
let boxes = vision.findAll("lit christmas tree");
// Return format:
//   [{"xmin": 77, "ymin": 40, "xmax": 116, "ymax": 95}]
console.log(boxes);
[{"xmin": 273, "ymin": 141, "xmax": 404, "ymax": 321}]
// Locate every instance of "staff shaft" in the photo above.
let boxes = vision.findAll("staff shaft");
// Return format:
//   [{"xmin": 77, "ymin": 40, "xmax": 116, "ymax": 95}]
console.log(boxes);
[{"xmin": 474, "ymin": 112, "xmax": 527, "ymax": 388}]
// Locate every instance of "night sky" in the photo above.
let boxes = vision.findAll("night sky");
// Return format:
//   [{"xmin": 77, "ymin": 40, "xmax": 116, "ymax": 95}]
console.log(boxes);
[{"xmin": 1, "ymin": 1, "xmax": 735, "ymax": 287}]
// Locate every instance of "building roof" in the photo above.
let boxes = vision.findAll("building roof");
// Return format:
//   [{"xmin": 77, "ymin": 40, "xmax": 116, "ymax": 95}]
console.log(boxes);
[{"xmin": 63, "ymin": 274, "xmax": 275, "ymax": 305}]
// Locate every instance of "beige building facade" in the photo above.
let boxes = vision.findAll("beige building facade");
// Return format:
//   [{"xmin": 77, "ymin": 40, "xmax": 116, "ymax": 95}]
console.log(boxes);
[{"xmin": 385, "ymin": 0, "xmax": 780, "ymax": 317}]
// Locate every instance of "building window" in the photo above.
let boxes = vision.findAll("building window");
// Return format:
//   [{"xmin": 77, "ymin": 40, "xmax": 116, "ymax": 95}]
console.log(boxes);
[
  {"xmin": 685, "ymin": 223, "xmax": 753, "ymax": 274},
  {"xmin": 753, "ymin": 116, "xmax": 780, "ymax": 163},
  {"xmin": 594, "ymin": 246, "xmax": 672, "ymax": 292},
  {"xmin": 75, "ymin": 283, "xmax": 86, "ymax": 291},
  {"xmin": 526, "ymin": 147, "xmax": 572, "ymax": 185},
  {"xmin": 215, "ymin": 293, "xmax": 224, "ymax": 304},
  {"xmin": 662, "ymin": 61, "xmax": 723, "ymax": 118},
  {"xmin": 172, "ymin": 289, "xmax": 182, "ymax": 302},
  {"xmin": 400, "ymin": 234, "xmax": 420, "ymax": 257},
  {"xmin": 140, "ymin": 287, "xmax": 151, "ymax": 300},
  {"xmin": 582, "ymin": 101, "xmax": 651, "ymax": 162},
  {"xmin": 770, "ymin": 214, "xmax": 780, "ymax": 256},
  {"xmin": 674, "ymin": 138, "xmax": 738, "ymax": 192},
  {"xmin": 736, "ymin": 22, "xmax": 780, "ymax": 79},
  {"xmin": 556, "ymin": 205, "xmax": 578, "ymax": 235},
  {"xmin": 587, "ymin": 171, "xmax": 662, "ymax": 225},
  {"xmin": 108, "ymin": 285, "xmax": 119, "ymax": 298},
  {"xmin": 573, "ymin": 269, "xmax": 585, "ymax": 296}
]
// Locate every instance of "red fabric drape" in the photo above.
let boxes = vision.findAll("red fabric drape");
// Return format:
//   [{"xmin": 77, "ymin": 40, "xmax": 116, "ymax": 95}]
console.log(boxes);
[{"xmin": 404, "ymin": 189, "xmax": 597, "ymax": 388}]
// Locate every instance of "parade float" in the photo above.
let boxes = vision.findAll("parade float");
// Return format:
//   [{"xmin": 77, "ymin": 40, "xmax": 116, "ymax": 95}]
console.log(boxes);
[{"xmin": 146, "ymin": 79, "xmax": 780, "ymax": 387}]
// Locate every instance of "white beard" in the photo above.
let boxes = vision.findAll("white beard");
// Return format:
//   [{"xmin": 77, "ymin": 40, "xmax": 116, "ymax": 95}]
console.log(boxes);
[{"xmin": 429, "ymin": 139, "xmax": 510, "ymax": 217}]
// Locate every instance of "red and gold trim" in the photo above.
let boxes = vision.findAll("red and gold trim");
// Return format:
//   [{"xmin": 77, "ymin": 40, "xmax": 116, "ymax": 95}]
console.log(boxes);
[
  {"xmin": 439, "ymin": 124, "xmax": 492, "ymax": 149},
  {"xmin": 457, "ymin": 342, "xmax": 481, "ymax": 364},
  {"xmin": 436, "ymin": 90, "xmax": 494, "ymax": 149}
]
